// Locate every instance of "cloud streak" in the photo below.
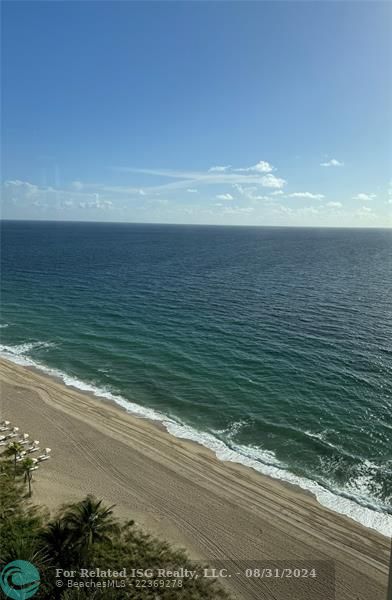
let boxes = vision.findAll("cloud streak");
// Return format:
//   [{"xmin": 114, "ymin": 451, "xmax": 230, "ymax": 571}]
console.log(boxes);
[
  {"xmin": 208, "ymin": 165, "xmax": 231, "ymax": 172},
  {"xmin": 113, "ymin": 165, "xmax": 287, "ymax": 191}
]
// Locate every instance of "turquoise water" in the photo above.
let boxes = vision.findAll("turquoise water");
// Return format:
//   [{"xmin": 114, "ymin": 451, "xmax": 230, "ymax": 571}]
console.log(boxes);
[{"xmin": 1, "ymin": 221, "xmax": 391, "ymax": 535}]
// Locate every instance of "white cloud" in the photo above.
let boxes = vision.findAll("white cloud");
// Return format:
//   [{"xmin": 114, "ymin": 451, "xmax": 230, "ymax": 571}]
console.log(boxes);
[
  {"xmin": 2, "ymin": 180, "xmax": 114, "ymax": 211},
  {"xmin": 233, "ymin": 184, "xmax": 268, "ymax": 201},
  {"xmin": 260, "ymin": 174, "xmax": 286, "ymax": 189},
  {"xmin": 209, "ymin": 161, "xmax": 274, "ymax": 174},
  {"xmin": 209, "ymin": 165, "xmax": 231, "ymax": 172},
  {"xmin": 3, "ymin": 177, "xmax": 389, "ymax": 226},
  {"xmin": 320, "ymin": 158, "xmax": 344, "ymax": 167},
  {"xmin": 187, "ymin": 188, "xmax": 198, "ymax": 193},
  {"xmin": 79, "ymin": 196, "xmax": 113, "ymax": 209},
  {"xmin": 235, "ymin": 160, "xmax": 274, "ymax": 174},
  {"xmin": 139, "ymin": 189, "xmax": 146, "ymax": 196},
  {"xmin": 288, "ymin": 192, "xmax": 325, "ymax": 200},
  {"xmin": 216, "ymin": 193, "xmax": 234, "ymax": 201},
  {"xmin": 352, "ymin": 193, "xmax": 376, "ymax": 201}
]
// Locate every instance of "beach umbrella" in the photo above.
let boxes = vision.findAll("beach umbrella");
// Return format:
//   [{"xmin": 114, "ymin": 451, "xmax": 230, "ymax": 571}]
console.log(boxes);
[
  {"xmin": 44, "ymin": 448, "xmax": 51, "ymax": 454},
  {"xmin": 1, "ymin": 421, "xmax": 10, "ymax": 426},
  {"xmin": 33, "ymin": 440, "xmax": 40, "ymax": 446},
  {"xmin": 12, "ymin": 427, "xmax": 19, "ymax": 433},
  {"xmin": 23, "ymin": 433, "xmax": 29, "ymax": 440}
]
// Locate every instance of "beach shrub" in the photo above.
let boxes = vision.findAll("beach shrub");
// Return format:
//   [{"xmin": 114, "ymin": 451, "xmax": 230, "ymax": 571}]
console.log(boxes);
[{"xmin": 0, "ymin": 455, "xmax": 231, "ymax": 599}]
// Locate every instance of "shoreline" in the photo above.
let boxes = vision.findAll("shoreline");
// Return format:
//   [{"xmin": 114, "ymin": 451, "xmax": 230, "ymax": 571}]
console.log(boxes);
[
  {"xmin": 1, "ymin": 346, "xmax": 391, "ymax": 538},
  {"xmin": 0, "ymin": 356, "xmax": 390, "ymax": 600}
]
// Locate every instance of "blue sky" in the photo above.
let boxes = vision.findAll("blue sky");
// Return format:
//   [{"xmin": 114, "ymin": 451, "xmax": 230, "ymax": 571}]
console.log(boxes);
[{"xmin": 2, "ymin": 1, "xmax": 391, "ymax": 226}]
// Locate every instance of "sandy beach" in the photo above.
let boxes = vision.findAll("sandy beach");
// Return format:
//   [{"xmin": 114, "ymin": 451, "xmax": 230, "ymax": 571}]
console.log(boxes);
[{"xmin": 0, "ymin": 357, "xmax": 389, "ymax": 600}]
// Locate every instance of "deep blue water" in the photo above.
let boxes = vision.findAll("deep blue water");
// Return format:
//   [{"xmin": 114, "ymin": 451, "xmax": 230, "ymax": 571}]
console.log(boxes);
[{"xmin": 1, "ymin": 221, "xmax": 391, "ymax": 534}]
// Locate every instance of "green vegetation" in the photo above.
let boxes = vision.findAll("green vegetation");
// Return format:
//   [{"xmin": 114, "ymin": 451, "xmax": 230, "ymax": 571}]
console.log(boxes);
[
  {"xmin": 0, "ymin": 452, "xmax": 231, "ymax": 599},
  {"xmin": 4, "ymin": 441, "xmax": 24, "ymax": 476}
]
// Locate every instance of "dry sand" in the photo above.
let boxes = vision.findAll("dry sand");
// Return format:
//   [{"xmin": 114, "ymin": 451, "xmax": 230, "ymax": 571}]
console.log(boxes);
[{"xmin": 0, "ymin": 358, "xmax": 389, "ymax": 600}]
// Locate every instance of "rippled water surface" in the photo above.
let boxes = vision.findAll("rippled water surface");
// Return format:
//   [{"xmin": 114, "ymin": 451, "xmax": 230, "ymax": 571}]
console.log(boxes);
[{"xmin": 1, "ymin": 221, "xmax": 391, "ymax": 534}]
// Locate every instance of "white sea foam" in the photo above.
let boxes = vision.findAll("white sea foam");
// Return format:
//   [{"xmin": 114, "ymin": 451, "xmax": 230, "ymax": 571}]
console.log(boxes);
[
  {"xmin": 304, "ymin": 429, "xmax": 347, "ymax": 454},
  {"xmin": 0, "ymin": 343, "xmax": 169, "ymax": 422},
  {"xmin": 0, "ymin": 343, "xmax": 391, "ymax": 537},
  {"xmin": 0, "ymin": 324, "xmax": 9, "ymax": 329},
  {"xmin": 0, "ymin": 341, "xmax": 54, "ymax": 356},
  {"xmin": 0, "ymin": 344, "xmax": 38, "ymax": 366},
  {"xmin": 304, "ymin": 430, "xmax": 327, "ymax": 441},
  {"xmin": 165, "ymin": 421, "xmax": 392, "ymax": 537}
]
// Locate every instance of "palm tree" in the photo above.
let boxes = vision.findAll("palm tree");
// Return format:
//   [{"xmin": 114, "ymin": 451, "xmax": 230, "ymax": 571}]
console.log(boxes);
[
  {"xmin": 5, "ymin": 441, "xmax": 24, "ymax": 476},
  {"xmin": 21, "ymin": 457, "xmax": 35, "ymax": 497},
  {"xmin": 40, "ymin": 519, "xmax": 73, "ymax": 565},
  {"xmin": 3, "ymin": 534, "xmax": 48, "ymax": 566},
  {"xmin": 62, "ymin": 496, "xmax": 119, "ymax": 563},
  {"xmin": 0, "ymin": 468, "xmax": 20, "ymax": 522}
]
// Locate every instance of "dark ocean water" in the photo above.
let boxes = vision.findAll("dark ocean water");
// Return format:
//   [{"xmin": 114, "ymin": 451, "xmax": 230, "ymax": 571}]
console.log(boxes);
[{"xmin": 1, "ymin": 221, "xmax": 391, "ymax": 534}]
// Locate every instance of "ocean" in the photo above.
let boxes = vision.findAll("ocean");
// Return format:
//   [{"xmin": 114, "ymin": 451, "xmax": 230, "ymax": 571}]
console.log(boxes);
[{"xmin": 1, "ymin": 220, "xmax": 391, "ymax": 535}]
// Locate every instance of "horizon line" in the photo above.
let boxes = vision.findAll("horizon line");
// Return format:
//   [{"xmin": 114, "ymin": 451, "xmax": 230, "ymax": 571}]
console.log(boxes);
[{"xmin": 0, "ymin": 218, "xmax": 391, "ymax": 231}]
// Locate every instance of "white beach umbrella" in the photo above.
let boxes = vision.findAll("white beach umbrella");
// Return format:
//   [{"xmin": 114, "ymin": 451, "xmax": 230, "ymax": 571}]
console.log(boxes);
[
  {"xmin": 33, "ymin": 440, "xmax": 40, "ymax": 446},
  {"xmin": 2, "ymin": 421, "xmax": 10, "ymax": 426},
  {"xmin": 44, "ymin": 448, "xmax": 51, "ymax": 454},
  {"xmin": 23, "ymin": 433, "xmax": 29, "ymax": 440},
  {"xmin": 12, "ymin": 427, "xmax": 19, "ymax": 433}
]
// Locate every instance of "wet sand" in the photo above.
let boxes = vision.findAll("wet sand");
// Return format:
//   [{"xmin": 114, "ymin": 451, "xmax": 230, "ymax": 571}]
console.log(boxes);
[{"xmin": 0, "ymin": 358, "xmax": 389, "ymax": 600}]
